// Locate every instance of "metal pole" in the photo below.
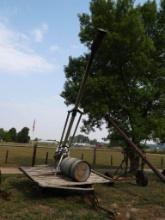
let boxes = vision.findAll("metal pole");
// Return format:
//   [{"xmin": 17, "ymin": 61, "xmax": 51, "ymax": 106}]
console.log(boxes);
[
  {"xmin": 68, "ymin": 112, "xmax": 83, "ymax": 148},
  {"xmin": 58, "ymin": 111, "xmax": 71, "ymax": 148},
  {"xmin": 105, "ymin": 114, "xmax": 165, "ymax": 183},
  {"xmin": 62, "ymin": 29, "xmax": 107, "ymax": 147}
]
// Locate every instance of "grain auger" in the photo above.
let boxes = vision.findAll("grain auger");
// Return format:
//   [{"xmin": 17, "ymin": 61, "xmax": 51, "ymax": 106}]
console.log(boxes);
[{"xmin": 54, "ymin": 28, "xmax": 107, "ymax": 181}]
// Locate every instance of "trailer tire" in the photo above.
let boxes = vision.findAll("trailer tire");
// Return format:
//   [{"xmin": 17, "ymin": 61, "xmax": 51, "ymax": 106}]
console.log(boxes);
[{"xmin": 136, "ymin": 170, "xmax": 148, "ymax": 186}]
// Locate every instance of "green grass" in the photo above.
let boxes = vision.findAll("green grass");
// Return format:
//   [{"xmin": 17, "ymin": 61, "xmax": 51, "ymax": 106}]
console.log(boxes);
[
  {"xmin": 0, "ymin": 143, "xmax": 164, "ymax": 219},
  {"xmin": 0, "ymin": 174, "xmax": 165, "ymax": 220},
  {"xmin": 0, "ymin": 174, "xmax": 108, "ymax": 220}
]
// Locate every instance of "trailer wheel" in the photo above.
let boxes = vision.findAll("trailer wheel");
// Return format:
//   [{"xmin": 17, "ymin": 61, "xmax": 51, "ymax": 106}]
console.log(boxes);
[{"xmin": 135, "ymin": 170, "xmax": 148, "ymax": 186}]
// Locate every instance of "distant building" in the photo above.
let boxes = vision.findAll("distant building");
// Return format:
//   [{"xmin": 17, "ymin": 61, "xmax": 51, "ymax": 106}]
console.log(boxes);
[
  {"xmin": 37, "ymin": 139, "xmax": 58, "ymax": 145},
  {"xmin": 73, "ymin": 143, "xmax": 96, "ymax": 148}
]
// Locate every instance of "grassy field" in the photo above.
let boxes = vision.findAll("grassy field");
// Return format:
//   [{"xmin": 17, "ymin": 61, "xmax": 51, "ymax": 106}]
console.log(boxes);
[
  {"xmin": 0, "ymin": 174, "xmax": 164, "ymax": 220},
  {"xmin": 0, "ymin": 143, "xmax": 165, "ymax": 219},
  {"xmin": 0, "ymin": 143, "xmax": 165, "ymax": 169}
]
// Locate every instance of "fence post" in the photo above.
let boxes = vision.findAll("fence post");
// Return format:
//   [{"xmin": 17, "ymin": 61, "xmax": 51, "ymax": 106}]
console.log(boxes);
[
  {"xmin": 32, "ymin": 143, "xmax": 37, "ymax": 167},
  {"xmin": 0, "ymin": 169, "xmax": 1, "ymax": 186},
  {"xmin": 81, "ymin": 153, "xmax": 84, "ymax": 160},
  {"xmin": 5, "ymin": 150, "xmax": 9, "ymax": 164},
  {"xmin": 110, "ymin": 155, "xmax": 113, "ymax": 167},
  {"xmin": 160, "ymin": 157, "xmax": 164, "ymax": 169},
  {"xmin": 45, "ymin": 152, "xmax": 49, "ymax": 164},
  {"xmin": 92, "ymin": 147, "xmax": 96, "ymax": 168}
]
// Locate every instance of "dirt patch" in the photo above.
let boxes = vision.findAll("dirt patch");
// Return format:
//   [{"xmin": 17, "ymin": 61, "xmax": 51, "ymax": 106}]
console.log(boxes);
[{"xmin": 0, "ymin": 167, "xmax": 22, "ymax": 174}]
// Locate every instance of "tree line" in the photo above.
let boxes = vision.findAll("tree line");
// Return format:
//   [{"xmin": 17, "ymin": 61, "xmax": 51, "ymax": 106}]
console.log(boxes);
[
  {"xmin": 70, "ymin": 134, "xmax": 98, "ymax": 145},
  {"xmin": 0, "ymin": 127, "xmax": 30, "ymax": 143}
]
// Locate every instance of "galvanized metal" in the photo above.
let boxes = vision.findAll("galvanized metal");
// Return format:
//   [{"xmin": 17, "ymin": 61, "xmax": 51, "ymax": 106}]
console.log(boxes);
[
  {"xmin": 62, "ymin": 29, "xmax": 106, "ymax": 147},
  {"xmin": 55, "ymin": 29, "xmax": 107, "ymax": 163},
  {"xmin": 60, "ymin": 157, "xmax": 91, "ymax": 182},
  {"xmin": 58, "ymin": 110, "xmax": 71, "ymax": 148},
  {"xmin": 68, "ymin": 112, "xmax": 83, "ymax": 148}
]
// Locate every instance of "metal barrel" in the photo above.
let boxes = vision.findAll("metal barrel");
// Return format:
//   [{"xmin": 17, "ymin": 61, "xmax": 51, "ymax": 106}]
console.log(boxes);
[
  {"xmin": 60, "ymin": 157, "xmax": 77, "ymax": 177},
  {"xmin": 60, "ymin": 157, "xmax": 91, "ymax": 182}
]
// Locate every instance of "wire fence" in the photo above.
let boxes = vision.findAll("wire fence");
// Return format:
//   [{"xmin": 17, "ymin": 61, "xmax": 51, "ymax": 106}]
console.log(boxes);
[{"xmin": 0, "ymin": 143, "xmax": 165, "ymax": 169}]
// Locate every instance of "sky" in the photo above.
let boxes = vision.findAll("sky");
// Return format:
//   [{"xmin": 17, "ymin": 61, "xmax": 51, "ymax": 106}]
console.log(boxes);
[
  {"xmin": 0, "ymin": 0, "xmax": 111, "ymax": 141},
  {"xmin": 0, "ymin": 0, "xmax": 155, "ymax": 142}
]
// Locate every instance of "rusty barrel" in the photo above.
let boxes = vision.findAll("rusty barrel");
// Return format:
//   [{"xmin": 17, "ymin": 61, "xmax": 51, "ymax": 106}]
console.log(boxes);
[{"xmin": 60, "ymin": 157, "xmax": 91, "ymax": 182}]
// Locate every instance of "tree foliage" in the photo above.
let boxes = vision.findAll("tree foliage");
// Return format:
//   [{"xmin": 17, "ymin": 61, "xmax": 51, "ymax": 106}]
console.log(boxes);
[
  {"xmin": 17, "ymin": 127, "xmax": 30, "ymax": 143},
  {"xmin": 8, "ymin": 128, "xmax": 17, "ymax": 142},
  {"xmin": 62, "ymin": 0, "xmax": 165, "ymax": 145},
  {"xmin": 0, "ymin": 127, "xmax": 30, "ymax": 143},
  {"xmin": 70, "ymin": 134, "xmax": 90, "ymax": 143},
  {"xmin": 61, "ymin": 0, "xmax": 165, "ymax": 171},
  {"xmin": 69, "ymin": 134, "xmax": 98, "ymax": 145},
  {"xmin": 0, "ymin": 128, "xmax": 5, "ymax": 141}
]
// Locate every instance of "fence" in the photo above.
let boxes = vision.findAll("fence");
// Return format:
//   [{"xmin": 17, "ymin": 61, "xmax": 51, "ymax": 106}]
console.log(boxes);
[
  {"xmin": 0, "ymin": 144, "xmax": 165, "ymax": 169},
  {"xmin": 71, "ymin": 147, "xmax": 165, "ymax": 169}
]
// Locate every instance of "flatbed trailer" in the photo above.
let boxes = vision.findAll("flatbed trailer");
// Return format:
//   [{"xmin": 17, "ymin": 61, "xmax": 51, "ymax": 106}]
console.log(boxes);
[{"xmin": 20, "ymin": 165, "xmax": 113, "ymax": 192}]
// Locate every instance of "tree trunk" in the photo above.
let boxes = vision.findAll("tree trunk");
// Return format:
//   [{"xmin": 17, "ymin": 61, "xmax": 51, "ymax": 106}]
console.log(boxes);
[{"xmin": 125, "ymin": 146, "xmax": 140, "ymax": 173}]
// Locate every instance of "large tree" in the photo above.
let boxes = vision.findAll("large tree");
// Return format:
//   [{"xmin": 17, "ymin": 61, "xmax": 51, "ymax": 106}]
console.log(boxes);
[
  {"xmin": 61, "ymin": 0, "xmax": 165, "ymax": 171},
  {"xmin": 70, "ymin": 134, "xmax": 90, "ymax": 143},
  {"xmin": 0, "ymin": 128, "xmax": 5, "ymax": 141},
  {"xmin": 8, "ymin": 128, "xmax": 17, "ymax": 142},
  {"xmin": 17, "ymin": 127, "xmax": 30, "ymax": 143}
]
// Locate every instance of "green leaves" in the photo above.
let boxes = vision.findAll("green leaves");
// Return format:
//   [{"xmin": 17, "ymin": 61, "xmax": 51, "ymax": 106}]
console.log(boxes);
[{"xmin": 62, "ymin": 0, "xmax": 165, "ymax": 145}]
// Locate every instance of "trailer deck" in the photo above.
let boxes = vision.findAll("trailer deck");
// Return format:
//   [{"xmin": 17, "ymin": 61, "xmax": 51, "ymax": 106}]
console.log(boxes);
[{"xmin": 20, "ymin": 165, "xmax": 113, "ymax": 191}]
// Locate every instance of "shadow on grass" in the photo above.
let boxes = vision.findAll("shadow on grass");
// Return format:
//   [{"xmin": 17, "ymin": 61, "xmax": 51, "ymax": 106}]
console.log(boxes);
[{"xmin": 11, "ymin": 176, "xmax": 90, "ymax": 201}]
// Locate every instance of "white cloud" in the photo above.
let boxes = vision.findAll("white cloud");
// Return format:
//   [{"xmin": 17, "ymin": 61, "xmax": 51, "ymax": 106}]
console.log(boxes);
[
  {"xmin": 49, "ymin": 45, "xmax": 60, "ymax": 52},
  {"xmin": 32, "ymin": 23, "xmax": 48, "ymax": 43},
  {"xmin": 0, "ymin": 22, "xmax": 55, "ymax": 74},
  {"xmin": 0, "ymin": 16, "xmax": 9, "ymax": 23},
  {"xmin": 71, "ymin": 44, "xmax": 80, "ymax": 50}
]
